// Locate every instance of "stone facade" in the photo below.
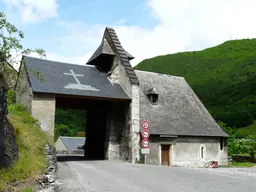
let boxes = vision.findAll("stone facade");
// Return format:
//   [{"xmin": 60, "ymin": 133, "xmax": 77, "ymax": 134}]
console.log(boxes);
[
  {"xmin": 15, "ymin": 62, "xmax": 33, "ymax": 111},
  {"xmin": 31, "ymin": 93, "xmax": 56, "ymax": 137},
  {"xmin": 15, "ymin": 62, "xmax": 56, "ymax": 138},
  {"xmin": 145, "ymin": 136, "xmax": 228, "ymax": 167},
  {"xmin": 129, "ymin": 85, "xmax": 140, "ymax": 163},
  {"xmin": 108, "ymin": 56, "xmax": 140, "ymax": 163},
  {"xmin": 105, "ymin": 105, "xmax": 123, "ymax": 160}
]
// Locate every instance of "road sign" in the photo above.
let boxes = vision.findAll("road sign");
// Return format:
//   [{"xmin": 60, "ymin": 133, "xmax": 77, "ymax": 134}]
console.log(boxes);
[
  {"xmin": 141, "ymin": 129, "xmax": 150, "ymax": 139},
  {"xmin": 141, "ymin": 139, "xmax": 150, "ymax": 148},
  {"xmin": 141, "ymin": 148, "xmax": 150, "ymax": 154},
  {"xmin": 141, "ymin": 120, "xmax": 150, "ymax": 129}
]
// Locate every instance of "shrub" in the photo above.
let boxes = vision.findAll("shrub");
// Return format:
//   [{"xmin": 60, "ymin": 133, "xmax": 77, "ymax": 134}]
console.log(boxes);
[{"xmin": 7, "ymin": 90, "xmax": 16, "ymax": 105}]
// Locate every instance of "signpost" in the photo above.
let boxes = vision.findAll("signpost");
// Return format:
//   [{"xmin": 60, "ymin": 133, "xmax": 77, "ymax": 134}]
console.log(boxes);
[
  {"xmin": 141, "ymin": 139, "xmax": 150, "ymax": 148},
  {"xmin": 141, "ymin": 120, "xmax": 150, "ymax": 164},
  {"xmin": 141, "ymin": 120, "xmax": 150, "ymax": 129},
  {"xmin": 142, "ymin": 129, "xmax": 150, "ymax": 139}
]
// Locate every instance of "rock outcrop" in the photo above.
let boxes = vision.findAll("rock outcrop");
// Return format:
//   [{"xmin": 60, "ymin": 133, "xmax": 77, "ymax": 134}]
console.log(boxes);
[
  {"xmin": 0, "ymin": 87, "xmax": 18, "ymax": 167},
  {"xmin": 0, "ymin": 59, "xmax": 18, "ymax": 90}
]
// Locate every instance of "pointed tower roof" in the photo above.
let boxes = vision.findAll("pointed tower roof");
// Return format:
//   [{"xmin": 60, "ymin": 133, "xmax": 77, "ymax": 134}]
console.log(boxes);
[
  {"xmin": 87, "ymin": 38, "xmax": 115, "ymax": 64},
  {"xmin": 86, "ymin": 27, "xmax": 139, "ymax": 85}
]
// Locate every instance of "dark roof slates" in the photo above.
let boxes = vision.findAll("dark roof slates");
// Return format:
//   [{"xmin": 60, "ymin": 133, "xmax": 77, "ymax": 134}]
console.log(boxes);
[
  {"xmin": 136, "ymin": 70, "xmax": 229, "ymax": 137},
  {"xmin": 23, "ymin": 56, "xmax": 131, "ymax": 100}
]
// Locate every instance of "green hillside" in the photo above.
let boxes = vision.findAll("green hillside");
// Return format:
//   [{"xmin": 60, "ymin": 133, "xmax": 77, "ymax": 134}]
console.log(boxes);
[{"xmin": 135, "ymin": 39, "xmax": 256, "ymax": 129}]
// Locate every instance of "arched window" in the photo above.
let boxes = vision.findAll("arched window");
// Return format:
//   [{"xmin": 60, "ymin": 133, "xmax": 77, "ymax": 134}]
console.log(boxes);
[{"xmin": 201, "ymin": 146, "xmax": 204, "ymax": 159}]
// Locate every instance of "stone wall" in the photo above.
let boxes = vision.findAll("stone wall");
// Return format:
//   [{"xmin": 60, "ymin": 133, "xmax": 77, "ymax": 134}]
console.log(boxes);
[
  {"xmin": 119, "ymin": 103, "xmax": 132, "ymax": 161},
  {"xmin": 118, "ymin": 58, "xmax": 132, "ymax": 97},
  {"xmin": 105, "ymin": 102, "xmax": 127, "ymax": 160},
  {"xmin": 146, "ymin": 136, "xmax": 228, "ymax": 167},
  {"xmin": 142, "ymin": 136, "xmax": 160, "ymax": 165},
  {"xmin": 173, "ymin": 136, "xmax": 228, "ymax": 167},
  {"xmin": 31, "ymin": 93, "xmax": 56, "ymax": 137},
  {"xmin": 15, "ymin": 62, "xmax": 33, "ymax": 111},
  {"xmin": 0, "ymin": 87, "xmax": 18, "ymax": 167},
  {"xmin": 108, "ymin": 54, "xmax": 141, "ymax": 163},
  {"xmin": 129, "ymin": 85, "xmax": 140, "ymax": 163}
]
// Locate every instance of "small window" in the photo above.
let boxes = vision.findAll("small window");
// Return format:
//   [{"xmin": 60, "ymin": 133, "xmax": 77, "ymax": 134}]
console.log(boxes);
[
  {"xmin": 201, "ymin": 146, "xmax": 204, "ymax": 159},
  {"xmin": 220, "ymin": 138, "xmax": 224, "ymax": 150},
  {"xmin": 148, "ymin": 94, "xmax": 158, "ymax": 103},
  {"xmin": 146, "ymin": 88, "xmax": 159, "ymax": 104}
]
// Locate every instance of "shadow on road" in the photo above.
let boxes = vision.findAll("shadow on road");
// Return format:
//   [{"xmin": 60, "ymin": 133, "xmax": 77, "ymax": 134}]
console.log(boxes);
[{"xmin": 57, "ymin": 155, "xmax": 106, "ymax": 162}]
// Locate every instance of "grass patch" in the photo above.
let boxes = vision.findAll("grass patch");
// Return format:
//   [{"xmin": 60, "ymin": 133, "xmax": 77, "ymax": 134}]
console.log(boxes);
[
  {"xmin": 235, "ymin": 120, "xmax": 256, "ymax": 136},
  {"xmin": 21, "ymin": 187, "xmax": 33, "ymax": 192},
  {"xmin": 230, "ymin": 162, "xmax": 256, "ymax": 167},
  {"xmin": 231, "ymin": 153, "xmax": 250, "ymax": 157},
  {"xmin": 0, "ymin": 104, "xmax": 52, "ymax": 191}
]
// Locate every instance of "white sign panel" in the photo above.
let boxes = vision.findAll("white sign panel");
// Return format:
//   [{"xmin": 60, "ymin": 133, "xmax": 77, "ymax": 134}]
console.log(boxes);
[{"xmin": 141, "ymin": 148, "xmax": 150, "ymax": 155}]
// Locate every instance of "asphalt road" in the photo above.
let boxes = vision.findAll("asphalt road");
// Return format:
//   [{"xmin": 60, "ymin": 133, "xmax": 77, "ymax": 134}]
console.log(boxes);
[{"xmin": 56, "ymin": 157, "xmax": 256, "ymax": 192}]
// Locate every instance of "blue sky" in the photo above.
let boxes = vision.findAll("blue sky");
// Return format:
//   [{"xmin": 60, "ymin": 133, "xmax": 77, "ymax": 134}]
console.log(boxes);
[{"xmin": 1, "ymin": 0, "xmax": 256, "ymax": 69}]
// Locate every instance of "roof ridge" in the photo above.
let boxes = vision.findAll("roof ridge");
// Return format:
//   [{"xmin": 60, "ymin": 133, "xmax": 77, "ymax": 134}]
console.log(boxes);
[
  {"xmin": 23, "ymin": 55, "xmax": 95, "ymax": 68},
  {"xmin": 135, "ymin": 69, "xmax": 185, "ymax": 79}
]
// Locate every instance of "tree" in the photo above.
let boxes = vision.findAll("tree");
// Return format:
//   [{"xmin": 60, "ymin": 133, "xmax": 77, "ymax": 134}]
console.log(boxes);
[
  {"xmin": 219, "ymin": 121, "xmax": 256, "ymax": 162},
  {"xmin": 0, "ymin": 12, "xmax": 46, "ymax": 86}
]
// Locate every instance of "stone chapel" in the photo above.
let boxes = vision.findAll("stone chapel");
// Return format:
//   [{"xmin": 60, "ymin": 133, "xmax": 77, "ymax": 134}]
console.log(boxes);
[{"xmin": 15, "ymin": 27, "xmax": 229, "ymax": 167}]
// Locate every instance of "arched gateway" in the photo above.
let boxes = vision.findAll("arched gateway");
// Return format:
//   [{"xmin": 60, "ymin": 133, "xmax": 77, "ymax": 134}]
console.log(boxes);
[{"xmin": 15, "ymin": 27, "xmax": 229, "ymax": 167}]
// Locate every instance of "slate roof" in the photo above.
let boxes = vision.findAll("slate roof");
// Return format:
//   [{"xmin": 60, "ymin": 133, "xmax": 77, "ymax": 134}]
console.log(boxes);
[
  {"xmin": 136, "ymin": 70, "xmax": 229, "ymax": 137},
  {"xmin": 86, "ymin": 38, "xmax": 134, "ymax": 64},
  {"xmin": 22, "ymin": 56, "xmax": 131, "ymax": 100},
  {"xmin": 87, "ymin": 39, "xmax": 115, "ymax": 64},
  {"xmin": 59, "ymin": 137, "xmax": 86, "ymax": 150}
]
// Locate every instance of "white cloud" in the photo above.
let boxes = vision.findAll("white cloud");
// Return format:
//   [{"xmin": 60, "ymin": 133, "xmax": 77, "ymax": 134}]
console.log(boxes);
[
  {"xmin": 51, "ymin": 0, "xmax": 256, "ymax": 67},
  {"xmin": 8, "ymin": 0, "xmax": 256, "ymax": 68},
  {"xmin": 2, "ymin": 0, "xmax": 58, "ymax": 24}
]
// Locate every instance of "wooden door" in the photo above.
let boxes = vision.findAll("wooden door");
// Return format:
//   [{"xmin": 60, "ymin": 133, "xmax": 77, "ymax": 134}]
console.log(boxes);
[{"xmin": 161, "ymin": 145, "xmax": 170, "ymax": 166}]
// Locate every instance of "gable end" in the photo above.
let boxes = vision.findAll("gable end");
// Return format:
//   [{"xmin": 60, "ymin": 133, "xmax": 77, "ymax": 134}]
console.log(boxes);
[{"xmin": 106, "ymin": 27, "xmax": 139, "ymax": 85}]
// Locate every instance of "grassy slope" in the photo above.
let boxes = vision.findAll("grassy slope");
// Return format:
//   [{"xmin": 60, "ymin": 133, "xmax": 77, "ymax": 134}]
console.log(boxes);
[
  {"xmin": 135, "ymin": 39, "xmax": 256, "ymax": 130},
  {"xmin": 0, "ymin": 104, "xmax": 51, "ymax": 191},
  {"xmin": 236, "ymin": 120, "xmax": 256, "ymax": 136}
]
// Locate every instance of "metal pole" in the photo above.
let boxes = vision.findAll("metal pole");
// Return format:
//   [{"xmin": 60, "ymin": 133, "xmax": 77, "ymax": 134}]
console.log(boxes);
[{"xmin": 144, "ymin": 154, "xmax": 146, "ymax": 164}]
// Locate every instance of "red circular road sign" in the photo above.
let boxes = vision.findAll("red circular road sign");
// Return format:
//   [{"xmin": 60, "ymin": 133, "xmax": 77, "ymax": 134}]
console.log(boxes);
[
  {"xmin": 141, "ymin": 120, "xmax": 150, "ymax": 129},
  {"xmin": 141, "ymin": 139, "xmax": 150, "ymax": 148},
  {"xmin": 141, "ymin": 129, "xmax": 150, "ymax": 139}
]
